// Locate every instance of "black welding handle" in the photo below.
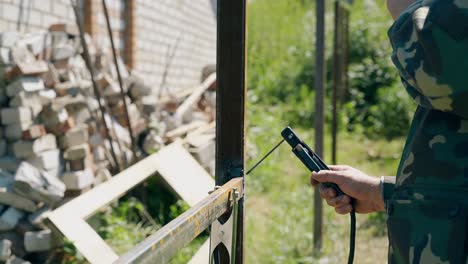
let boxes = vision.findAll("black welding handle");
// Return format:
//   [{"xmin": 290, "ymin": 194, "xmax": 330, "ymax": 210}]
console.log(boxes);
[
  {"xmin": 294, "ymin": 144, "xmax": 345, "ymax": 196},
  {"xmin": 282, "ymin": 127, "xmax": 345, "ymax": 196}
]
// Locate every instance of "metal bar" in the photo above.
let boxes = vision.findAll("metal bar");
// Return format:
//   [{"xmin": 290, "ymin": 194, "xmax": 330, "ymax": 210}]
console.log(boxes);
[
  {"xmin": 215, "ymin": 0, "xmax": 248, "ymax": 262},
  {"xmin": 332, "ymin": 1, "xmax": 345, "ymax": 165},
  {"xmin": 71, "ymin": 0, "xmax": 121, "ymax": 172},
  {"xmin": 102, "ymin": 0, "xmax": 138, "ymax": 162},
  {"xmin": 115, "ymin": 178, "xmax": 244, "ymax": 264},
  {"xmin": 314, "ymin": 0, "xmax": 326, "ymax": 252}
]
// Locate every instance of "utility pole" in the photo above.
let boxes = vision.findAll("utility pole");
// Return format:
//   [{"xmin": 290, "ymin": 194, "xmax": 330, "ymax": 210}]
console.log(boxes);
[{"xmin": 314, "ymin": 0, "xmax": 326, "ymax": 253}]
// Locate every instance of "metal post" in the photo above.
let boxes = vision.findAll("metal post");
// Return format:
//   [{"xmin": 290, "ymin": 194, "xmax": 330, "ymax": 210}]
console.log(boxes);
[
  {"xmin": 214, "ymin": 0, "xmax": 247, "ymax": 262},
  {"xmin": 102, "ymin": 0, "xmax": 138, "ymax": 162},
  {"xmin": 332, "ymin": 1, "xmax": 343, "ymax": 165},
  {"xmin": 314, "ymin": 0, "xmax": 326, "ymax": 252}
]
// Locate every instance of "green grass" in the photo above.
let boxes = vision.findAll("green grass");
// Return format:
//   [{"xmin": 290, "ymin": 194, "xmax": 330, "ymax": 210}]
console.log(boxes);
[{"xmin": 245, "ymin": 104, "xmax": 404, "ymax": 263}]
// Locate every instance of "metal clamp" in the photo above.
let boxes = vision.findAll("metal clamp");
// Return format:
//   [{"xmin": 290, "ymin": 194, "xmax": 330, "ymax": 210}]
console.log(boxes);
[{"xmin": 209, "ymin": 188, "xmax": 240, "ymax": 264}]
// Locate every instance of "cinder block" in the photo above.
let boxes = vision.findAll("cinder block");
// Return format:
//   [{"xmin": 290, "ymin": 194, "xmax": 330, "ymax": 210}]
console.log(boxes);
[
  {"xmin": 9, "ymin": 92, "xmax": 43, "ymax": 108},
  {"xmin": 13, "ymin": 162, "xmax": 65, "ymax": 204},
  {"xmin": 12, "ymin": 134, "xmax": 57, "ymax": 159},
  {"xmin": 5, "ymin": 122, "xmax": 33, "ymax": 141},
  {"xmin": 62, "ymin": 169, "xmax": 94, "ymax": 190},
  {"xmin": 6, "ymin": 77, "xmax": 45, "ymax": 97},
  {"xmin": 22, "ymin": 124, "xmax": 47, "ymax": 140},
  {"xmin": 0, "ymin": 156, "xmax": 20, "ymax": 173},
  {"xmin": 0, "ymin": 140, "xmax": 6, "ymax": 157},
  {"xmin": 63, "ymin": 143, "xmax": 89, "ymax": 161},
  {"xmin": 0, "ymin": 207, "xmax": 24, "ymax": 232},
  {"xmin": 0, "ymin": 239, "xmax": 11, "ymax": 261},
  {"xmin": 1, "ymin": 107, "xmax": 32, "ymax": 125},
  {"xmin": 0, "ymin": 48, "xmax": 11, "ymax": 66},
  {"xmin": 0, "ymin": 31, "xmax": 18, "ymax": 48},
  {"xmin": 24, "ymin": 229, "xmax": 62, "ymax": 252},
  {"xmin": 60, "ymin": 125, "xmax": 88, "ymax": 149},
  {"xmin": 26, "ymin": 149, "xmax": 61, "ymax": 171}
]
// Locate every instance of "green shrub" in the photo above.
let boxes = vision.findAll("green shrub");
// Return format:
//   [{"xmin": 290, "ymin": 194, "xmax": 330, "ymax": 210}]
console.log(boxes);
[{"xmin": 343, "ymin": 0, "xmax": 414, "ymax": 139}]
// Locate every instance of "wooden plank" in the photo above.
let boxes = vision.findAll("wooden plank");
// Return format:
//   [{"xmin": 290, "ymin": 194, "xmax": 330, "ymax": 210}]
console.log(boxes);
[
  {"xmin": 165, "ymin": 121, "xmax": 207, "ymax": 140},
  {"xmin": 49, "ymin": 217, "xmax": 118, "ymax": 263},
  {"xmin": 49, "ymin": 145, "xmax": 163, "ymax": 220},
  {"xmin": 174, "ymin": 73, "xmax": 216, "ymax": 119},
  {"xmin": 216, "ymin": 0, "xmax": 248, "ymax": 262},
  {"xmin": 154, "ymin": 142, "xmax": 214, "ymax": 207},
  {"xmin": 48, "ymin": 141, "xmax": 215, "ymax": 263}
]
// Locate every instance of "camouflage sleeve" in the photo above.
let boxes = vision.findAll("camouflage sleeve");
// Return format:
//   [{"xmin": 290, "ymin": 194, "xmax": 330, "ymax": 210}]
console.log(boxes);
[
  {"xmin": 381, "ymin": 176, "xmax": 396, "ymax": 203},
  {"xmin": 388, "ymin": 1, "xmax": 468, "ymax": 118}
]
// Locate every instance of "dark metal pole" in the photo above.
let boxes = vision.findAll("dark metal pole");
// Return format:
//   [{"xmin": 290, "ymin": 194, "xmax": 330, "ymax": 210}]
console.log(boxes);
[
  {"xmin": 215, "ymin": 0, "xmax": 247, "ymax": 262},
  {"xmin": 332, "ymin": 1, "xmax": 344, "ymax": 165},
  {"xmin": 71, "ymin": 0, "xmax": 121, "ymax": 171},
  {"xmin": 314, "ymin": 0, "xmax": 326, "ymax": 252},
  {"xmin": 101, "ymin": 0, "xmax": 138, "ymax": 162}
]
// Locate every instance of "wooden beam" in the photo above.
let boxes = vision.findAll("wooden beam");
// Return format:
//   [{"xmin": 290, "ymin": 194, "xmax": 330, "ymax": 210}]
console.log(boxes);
[
  {"xmin": 314, "ymin": 0, "xmax": 326, "ymax": 252},
  {"xmin": 215, "ymin": 0, "xmax": 248, "ymax": 262},
  {"xmin": 47, "ymin": 142, "xmax": 214, "ymax": 264}
]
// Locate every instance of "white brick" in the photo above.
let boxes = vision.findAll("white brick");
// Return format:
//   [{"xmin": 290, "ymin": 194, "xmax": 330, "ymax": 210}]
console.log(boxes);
[
  {"xmin": 62, "ymin": 169, "xmax": 94, "ymax": 190},
  {"xmin": 24, "ymin": 229, "xmax": 61, "ymax": 252},
  {"xmin": 12, "ymin": 134, "xmax": 57, "ymax": 159},
  {"xmin": 5, "ymin": 77, "xmax": 45, "ymax": 97},
  {"xmin": 0, "ymin": 207, "xmax": 24, "ymax": 231},
  {"xmin": 1, "ymin": 107, "xmax": 32, "ymax": 125}
]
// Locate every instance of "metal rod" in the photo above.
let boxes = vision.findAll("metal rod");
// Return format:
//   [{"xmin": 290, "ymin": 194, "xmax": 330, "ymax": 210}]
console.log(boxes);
[
  {"xmin": 115, "ymin": 178, "xmax": 243, "ymax": 264},
  {"xmin": 101, "ymin": 0, "xmax": 138, "ymax": 162},
  {"xmin": 314, "ymin": 0, "xmax": 326, "ymax": 252},
  {"xmin": 71, "ymin": 0, "xmax": 121, "ymax": 171},
  {"xmin": 246, "ymin": 139, "xmax": 284, "ymax": 175},
  {"xmin": 332, "ymin": 1, "xmax": 343, "ymax": 165}
]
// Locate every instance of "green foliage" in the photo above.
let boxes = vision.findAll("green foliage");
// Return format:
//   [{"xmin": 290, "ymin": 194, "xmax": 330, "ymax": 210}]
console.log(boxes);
[
  {"xmin": 95, "ymin": 198, "xmax": 159, "ymax": 255},
  {"xmin": 344, "ymin": 1, "xmax": 415, "ymax": 139},
  {"xmin": 367, "ymin": 85, "xmax": 415, "ymax": 139},
  {"xmin": 248, "ymin": 0, "xmax": 316, "ymax": 126}
]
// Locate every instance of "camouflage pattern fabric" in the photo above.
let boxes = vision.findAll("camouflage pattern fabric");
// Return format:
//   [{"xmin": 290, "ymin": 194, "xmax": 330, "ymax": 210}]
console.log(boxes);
[{"xmin": 385, "ymin": 0, "xmax": 468, "ymax": 263}]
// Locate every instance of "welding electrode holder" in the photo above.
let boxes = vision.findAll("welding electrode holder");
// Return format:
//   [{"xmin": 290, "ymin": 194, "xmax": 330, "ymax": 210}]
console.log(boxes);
[
  {"xmin": 281, "ymin": 127, "xmax": 344, "ymax": 196},
  {"xmin": 281, "ymin": 126, "xmax": 355, "ymax": 264}
]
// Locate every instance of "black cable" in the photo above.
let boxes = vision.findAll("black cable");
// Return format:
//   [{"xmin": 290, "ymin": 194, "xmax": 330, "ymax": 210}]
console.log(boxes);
[
  {"xmin": 245, "ymin": 137, "xmax": 356, "ymax": 264},
  {"xmin": 348, "ymin": 207, "xmax": 356, "ymax": 264}
]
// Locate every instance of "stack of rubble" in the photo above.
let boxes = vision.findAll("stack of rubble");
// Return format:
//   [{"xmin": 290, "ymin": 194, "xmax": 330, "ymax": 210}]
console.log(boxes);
[
  {"xmin": 0, "ymin": 24, "xmax": 150, "ymax": 262},
  {"xmin": 0, "ymin": 23, "xmax": 217, "ymax": 262}
]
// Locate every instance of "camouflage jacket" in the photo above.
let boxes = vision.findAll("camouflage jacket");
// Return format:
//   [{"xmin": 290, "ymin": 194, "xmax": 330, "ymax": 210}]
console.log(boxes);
[{"xmin": 383, "ymin": 0, "xmax": 468, "ymax": 263}]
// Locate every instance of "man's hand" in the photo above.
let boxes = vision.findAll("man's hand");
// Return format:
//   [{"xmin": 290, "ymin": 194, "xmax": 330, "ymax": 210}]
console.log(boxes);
[{"xmin": 310, "ymin": 165, "xmax": 385, "ymax": 214}]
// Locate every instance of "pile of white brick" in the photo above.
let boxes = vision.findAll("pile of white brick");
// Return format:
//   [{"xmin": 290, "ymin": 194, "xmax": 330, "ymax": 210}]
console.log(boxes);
[
  {"xmin": 0, "ymin": 24, "xmax": 159, "ymax": 263},
  {"xmin": 0, "ymin": 19, "xmax": 217, "ymax": 262}
]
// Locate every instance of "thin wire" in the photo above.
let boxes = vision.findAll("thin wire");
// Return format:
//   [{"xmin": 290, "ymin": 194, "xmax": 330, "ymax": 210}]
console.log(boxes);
[{"xmin": 246, "ymin": 139, "xmax": 285, "ymax": 175}]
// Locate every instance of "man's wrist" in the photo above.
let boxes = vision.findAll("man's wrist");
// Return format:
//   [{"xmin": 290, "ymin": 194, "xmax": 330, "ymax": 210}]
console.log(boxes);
[{"xmin": 370, "ymin": 177, "xmax": 385, "ymax": 212}]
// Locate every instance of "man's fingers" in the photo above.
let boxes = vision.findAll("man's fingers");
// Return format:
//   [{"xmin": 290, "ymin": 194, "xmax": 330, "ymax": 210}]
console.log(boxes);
[
  {"xmin": 311, "ymin": 170, "xmax": 344, "ymax": 185},
  {"xmin": 335, "ymin": 204, "xmax": 352, "ymax": 215},
  {"xmin": 327, "ymin": 195, "xmax": 351, "ymax": 207},
  {"xmin": 328, "ymin": 165, "xmax": 351, "ymax": 171},
  {"xmin": 310, "ymin": 177, "xmax": 319, "ymax": 187},
  {"xmin": 319, "ymin": 185, "xmax": 335, "ymax": 199}
]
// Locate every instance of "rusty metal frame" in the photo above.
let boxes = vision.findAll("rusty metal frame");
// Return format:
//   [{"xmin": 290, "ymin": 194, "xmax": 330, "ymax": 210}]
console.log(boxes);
[{"xmin": 116, "ymin": 178, "xmax": 243, "ymax": 264}]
